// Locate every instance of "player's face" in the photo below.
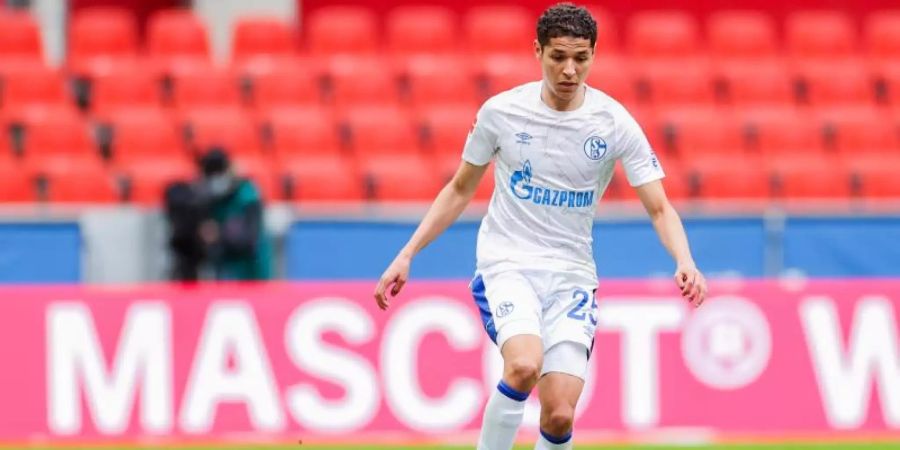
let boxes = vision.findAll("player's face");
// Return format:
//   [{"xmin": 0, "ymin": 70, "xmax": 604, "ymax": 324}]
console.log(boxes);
[{"xmin": 535, "ymin": 36, "xmax": 594, "ymax": 100}]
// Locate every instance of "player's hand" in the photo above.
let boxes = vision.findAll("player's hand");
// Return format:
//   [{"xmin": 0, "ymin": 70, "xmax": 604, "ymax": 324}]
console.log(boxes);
[
  {"xmin": 674, "ymin": 262, "xmax": 707, "ymax": 308},
  {"xmin": 374, "ymin": 253, "xmax": 411, "ymax": 310}
]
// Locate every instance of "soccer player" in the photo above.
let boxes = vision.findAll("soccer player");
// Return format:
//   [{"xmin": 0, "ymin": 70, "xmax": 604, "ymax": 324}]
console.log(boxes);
[{"xmin": 373, "ymin": 3, "xmax": 707, "ymax": 449}]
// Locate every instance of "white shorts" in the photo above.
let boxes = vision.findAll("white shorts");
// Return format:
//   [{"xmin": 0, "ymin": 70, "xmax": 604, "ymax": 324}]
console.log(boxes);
[
  {"xmin": 470, "ymin": 269, "xmax": 598, "ymax": 362},
  {"xmin": 543, "ymin": 341, "xmax": 590, "ymax": 380}
]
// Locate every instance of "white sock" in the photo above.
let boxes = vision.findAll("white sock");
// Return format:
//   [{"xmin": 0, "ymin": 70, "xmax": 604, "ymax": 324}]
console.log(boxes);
[
  {"xmin": 534, "ymin": 428, "xmax": 573, "ymax": 450},
  {"xmin": 477, "ymin": 380, "xmax": 529, "ymax": 450}
]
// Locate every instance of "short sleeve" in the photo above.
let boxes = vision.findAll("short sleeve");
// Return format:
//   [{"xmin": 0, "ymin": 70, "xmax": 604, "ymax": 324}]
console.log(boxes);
[
  {"xmin": 462, "ymin": 103, "xmax": 499, "ymax": 166},
  {"xmin": 616, "ymin": 107, "xmax": 665, "ymax": 187}
]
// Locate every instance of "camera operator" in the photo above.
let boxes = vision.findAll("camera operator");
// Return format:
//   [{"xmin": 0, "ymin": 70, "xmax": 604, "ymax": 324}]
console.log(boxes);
[{"xmin": 194, "ymin": 148, "xmax": 272, "ymax": 281}]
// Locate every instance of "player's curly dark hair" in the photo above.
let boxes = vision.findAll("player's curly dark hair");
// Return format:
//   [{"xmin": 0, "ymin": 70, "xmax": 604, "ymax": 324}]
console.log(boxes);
[{"xmin": 536, "ymin": 3, "xmax": 597, "ymax": 48}]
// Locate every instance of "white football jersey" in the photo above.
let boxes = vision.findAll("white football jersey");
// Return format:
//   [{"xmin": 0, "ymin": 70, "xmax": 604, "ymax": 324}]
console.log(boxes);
[{"xmin": 462, "ymin": 81, "xmax": 664, "ymax": 281}]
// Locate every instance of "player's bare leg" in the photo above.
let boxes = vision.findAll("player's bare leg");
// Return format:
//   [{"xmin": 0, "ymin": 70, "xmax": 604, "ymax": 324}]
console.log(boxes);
[
  {"xmin": 531, "ymin": 339, "xmax": 590, "ymax": 449},
  {"xmin": 501, "ymin": 334, "xmax": 543, "ymax": 391},
  {"xmin": 477, "ymin": 334, "xmax": 543, "ymax": 450},
  {"xmin": 534, "ymin": 371, "xmax": 583, "ymax": 449}
]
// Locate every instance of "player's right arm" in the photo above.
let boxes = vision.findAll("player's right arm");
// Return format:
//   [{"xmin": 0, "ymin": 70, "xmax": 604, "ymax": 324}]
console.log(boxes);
[
  {"xmin": 374, "ymin": 102, "xmax": 500, "ymax": 310},
  {"xmin": 373, "ymin": 161, "xmax": 488, "ymax": 310}
]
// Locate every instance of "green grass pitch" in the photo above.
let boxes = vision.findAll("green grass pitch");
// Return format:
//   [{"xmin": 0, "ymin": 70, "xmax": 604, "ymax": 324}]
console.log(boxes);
[{"xmin": 7, "ymin": 443, "xmax": 899, "ymax": 450}]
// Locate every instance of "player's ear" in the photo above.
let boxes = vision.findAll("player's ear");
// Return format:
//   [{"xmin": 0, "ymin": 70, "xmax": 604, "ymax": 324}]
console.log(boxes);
[{"xmin": 533, "ymin": 39, "xmax": 542, "ymax": 59}]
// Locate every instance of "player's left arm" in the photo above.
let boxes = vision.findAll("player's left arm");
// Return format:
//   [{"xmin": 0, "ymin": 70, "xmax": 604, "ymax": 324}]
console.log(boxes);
[{"xmin": 635, "ymin": 180, "xmax": 707, "ymax": 307}]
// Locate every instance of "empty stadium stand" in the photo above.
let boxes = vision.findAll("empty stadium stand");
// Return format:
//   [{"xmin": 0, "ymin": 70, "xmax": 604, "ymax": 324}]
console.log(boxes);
[{"xmin": 0, "ymin": 5, "xmax": 898, "ymax": 204}]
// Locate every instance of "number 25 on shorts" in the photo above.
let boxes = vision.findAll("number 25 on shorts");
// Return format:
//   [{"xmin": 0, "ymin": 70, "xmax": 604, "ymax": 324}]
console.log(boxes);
[{"xmin": 567, "ymin": 289, "xmax": 598, "ymax": 325}]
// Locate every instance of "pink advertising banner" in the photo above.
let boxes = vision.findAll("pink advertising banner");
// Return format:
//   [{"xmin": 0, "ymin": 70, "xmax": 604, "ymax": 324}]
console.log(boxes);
[{"xmin": 0, "ymin": 280, "xmax": 898, "ymax": 443}]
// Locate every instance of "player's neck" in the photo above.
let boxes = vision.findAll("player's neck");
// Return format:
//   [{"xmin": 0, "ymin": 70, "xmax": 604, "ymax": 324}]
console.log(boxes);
[{"xmin": 540, "ymin": 82, "xmax": 586, "ymax": 112}]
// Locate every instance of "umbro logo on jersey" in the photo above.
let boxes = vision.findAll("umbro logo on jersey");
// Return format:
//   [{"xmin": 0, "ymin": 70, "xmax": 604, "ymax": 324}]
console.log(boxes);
[{"xmin": 515, "ymin": 132, "xmax": 533, "ymax": 145}]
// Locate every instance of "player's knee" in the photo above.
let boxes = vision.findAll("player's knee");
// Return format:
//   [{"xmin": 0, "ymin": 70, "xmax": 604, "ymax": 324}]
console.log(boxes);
[
  {"xmin": 541, "ymin": 405, "xmax": 574, "ymax": 436},
  {"xmin": 504, "ymin": 357, "xmax": 541, "ymax": 390}
]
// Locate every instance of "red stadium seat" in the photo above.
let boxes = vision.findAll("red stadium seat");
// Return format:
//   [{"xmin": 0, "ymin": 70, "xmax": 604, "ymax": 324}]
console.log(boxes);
[
  {"xmin": 147, "ymin": 10, "xmax": 210, "ymax": 74},
  {"xmin": 0, "ymin": 159, "xmax": 33, "ymax": 201},
  {"xmin": 184, "ymin": 108, "xmax": 262, "ymax": 156},
  {"xmin": 21, "ymin": 111, "xmax": 94, "ymax": 160},
  {"xmin": 68, "ymin": 55, "xmax": 145, "ymax": 82},
  {"xmin": 865, "ymin": 11, "xmax": 900, "ymax": 63},
  {"xmin": 717, "ymin": 60, "xmax": 795, "ymax": 107},
  {"xmin": 464, "ymin": 6, "xmax": 534, "ymax": 56},
  {"xmin": 628, "ymin": 107, "xmax": 666, "ymax": 152},
  {"xmin": 250, "ymin": 64, "xmax": 321, "ymax": 109},
  {"xmin": 768, "ymin": 154, "xmax": 851, "ymax": 199},
  {"xmin": 431, "ymin": 159, "xmax": 494, "ymax": 202},
  {"xmin": 306, "ymin": 6, "xmax": 378, "ymax": 55},
  {"xmin": 232, "ymin": 17, "xmax": 296, "ymax": 61},
  {"xmin": 707, "ymin": 11, "xmax": 778, "ymax": 60},
  {"xmin": 1, "ymin": 109, "xmax": 81, "ymax": 152},
  {"xmin": 0, "ymin": 10, "xmax": 42, "ymax": 62},
  {"xmin": 67, "ymin": 43, "xmax": 145, "ymax": 80},
  {"xmin": 89, "ymin": 65, "xmax": 162, "ymax": 113},
  {"xmin": 786, "ymin": 11, "xmax": 857, "ymax": 59},
  {"xmin": 364, "ymin": 155, "xmax": 442, "ymax": 201},
  {"xmin": 894, "ymin": 106, "xmax": 900, "ymax": 133},
  {"xmin": 587, "ymin": 56, "xmax": 637, "ymax": 105},
  {"xmin": 1, "ymin": 65, "xmax": 69, "ymax": 111},
  {"xmin": 659, "ymin": 108, "xmax": 745, "ymax": 157},
  {"xmin": 640, "ymin": 63, "xmax": 716, "ymax": 106},
  {"xmin": 171, "ymin": 69, "xmax": 242, "ymax": 109},
  {"xmin": 691, "ymin": 156, "xmax": 770, "ymax": 199},
  {"xmin": 430, "ymin": 144, "xmax": 482, "ymax": 174},
  {"xmin": 41, "ymin": 162, "xmax": 118, "ymax": 203},
  {"xmin": 266, "ymin": 107, "xmax": 341, "ymax": 157},
  {"xmin": 419, "ymin": 104, "xmax": 478, "ymax": 156},
  {"xmin": 123, "ymin": 158, "xmax": 194, "ymax": 205},
  {"xmin": 386, "ymin": 6, "xmax": 458, "ymax": 55},
  {"xmin": 657, "ymin": 161, "xmax": 691, "ymax": 200},
  {"xmin": 151, "ymin": 59, "xmax": 214, "ymax": 81},
  {"xmin": 628, "ymin": 11, "xmax": 701, "ymax": 58},
  {"xmin": 856, "ymin": 162, "xmax": 900, "ymax": 198},
  {"xmin": 583, "ymin": 5, "xmax": 619, "ymax": 53},
  {"xmin": 234, "ymin": 54, "xmax": 321, "ymax": 79},
  {"xmin": 606, "ymin": 159, "xmax": 689, "ymax": 200},
  {"xmin": 282, "ymin": 155, "xmax": 364, "ymax": 202},
  {"xmin": 877, "ymin": 62, "xmax": 900, "ymax": 106},
  {"xmin": 819, "ymin": 108, "xmax": 900, "ymax": 155},
  {"xmin": 107, "ymin": 109, "xmax": 183, "ymax": 164},
  {"xmin": 69, "ymin": 8, "xmax": 137, "ymax": 64},
  {"xmin": 434, "ymin": 152, "xmax": 464, "ymax": 182},
  {"xmin": 343, "ymin": 105, "xmax": 418, "ymax": 156},
  {"xmin": 796, "ymin": 61, "xmax": 875, "ymax": 107},
  {"xmin": 148, "ymin": 10, "xmax": 209, "ymax": 57},
  {"xmin": 482, "ymin": 55, "xmax": 543, "ymax": 96},
  {"xmin": 405, "ymin": 55, "xmax": 480, "ymax": 108},
  {"xmin": 328, "ymin": 56, "xmax": 400, "ymax": 107},
  {"xmin": 740, "ymin": 108, "xmax": 823, "ymax": 155}
]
